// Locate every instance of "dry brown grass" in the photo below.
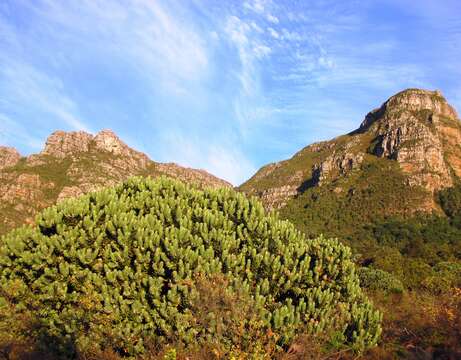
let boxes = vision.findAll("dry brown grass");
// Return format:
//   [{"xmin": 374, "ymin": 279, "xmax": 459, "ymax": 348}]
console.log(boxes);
[{"xmin": 362, "ymin": 288, "xmax": 461, "ymax": 359}]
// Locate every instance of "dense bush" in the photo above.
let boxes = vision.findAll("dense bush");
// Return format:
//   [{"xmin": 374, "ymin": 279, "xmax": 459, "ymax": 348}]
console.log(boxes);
[
  {"xmin": 439, "ymin": 183, "xmax": 461, "ymax": 228},
  {"xmin": 422, "ymin": 262, "xmax": 461, "ymax": 294},
  {"xmin": 357, "ymin": 267, "xmax": 404, "ymax": 294},
  {"xmin": 0, "ymin": 177, "xmax": 382, "ymax": 357},
  {"xmin": 283, "ymin": 182, "xmax": 461, "ymax": 292}
]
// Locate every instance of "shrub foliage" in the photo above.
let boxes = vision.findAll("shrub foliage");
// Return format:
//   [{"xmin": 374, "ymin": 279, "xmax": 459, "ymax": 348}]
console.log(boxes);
[
  {"xmin": 357, "ymin": 267, "xmax": 404, "ymax": 294},
  {"xmin": 0, "ymin": 177, "xmax": 381, "ymax": 356}
]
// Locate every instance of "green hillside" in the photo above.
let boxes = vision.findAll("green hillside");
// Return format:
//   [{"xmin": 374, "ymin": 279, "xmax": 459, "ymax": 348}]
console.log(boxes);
[{"xmin": 281, "ymin": 180, "xmax": 461, "ymax": 291}]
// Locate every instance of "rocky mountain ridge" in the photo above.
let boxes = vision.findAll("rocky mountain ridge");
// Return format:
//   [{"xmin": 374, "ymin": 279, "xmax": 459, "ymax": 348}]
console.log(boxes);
[
  {"xmin": 240, "ymin": 89, "xmax": 461, "ymax": 214},
  {"xmin": 0, "ymin": 129, "xmax": 230, "ymax": 234},
  {"xmin": 3, "ymin": 88, "xmax": 461, "ymax": 234},
  {"xmin": 0, "ymin": 146, "xmax": 21, "ymax": 170}
]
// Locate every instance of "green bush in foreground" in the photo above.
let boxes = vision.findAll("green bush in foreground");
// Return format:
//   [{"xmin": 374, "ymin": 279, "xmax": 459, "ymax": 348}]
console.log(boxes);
[{"xmin": 0, "ymin": 177, "xmax": 381, "ymax": 357}]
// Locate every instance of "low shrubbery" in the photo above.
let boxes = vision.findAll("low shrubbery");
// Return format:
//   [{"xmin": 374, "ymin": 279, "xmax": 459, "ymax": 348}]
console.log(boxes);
[
  {"xmin": 421, "ymin": 261, "xmax": 461, "ymax": 294},
  {"xmin": 357, "ymin": 267, "xmax": 404, "ymax": 294},
  {"xmin": 367, "ymin": 288, "xmax": 461, "ymax": 359}
]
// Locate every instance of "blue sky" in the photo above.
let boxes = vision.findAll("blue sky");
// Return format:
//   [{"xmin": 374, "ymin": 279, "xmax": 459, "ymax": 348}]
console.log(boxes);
[{"xmin": 1, "ymin": 0, "xmax": 460, "ymax": 185}]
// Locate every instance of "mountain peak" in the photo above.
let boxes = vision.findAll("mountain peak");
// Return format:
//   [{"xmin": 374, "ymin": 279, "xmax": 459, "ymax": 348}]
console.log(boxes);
[
  {"xmin": 357, "ymin": 89, "xmax": 461, "ymax": 193},
  {"xmin": 386, "ymin": 88, "xmax": 457, "ymax": 118},
  {"xmin": 360, "ymin": 88, "xmax": 458, "ymax": 131},
  {"xmin": 93, "ymin": 129, "xmax": 128, "ymax": 155},
  {"xmin": 0, "ymin": 128, "xmax": 231, "ymax": 234},
  {"xmin": 41, "ymin": 130, "xmax": 93, "ymax": 158},
  {"xmin": 96, "ymin": 129, "xmax": 117, "ymax": 137},
  {"xmin": 241, "ymin": 88, "xmax": 461, "ymax": 212},
  {"xmin": 0, "ymin": 146, "xmax": 21, "ymax": 170},
  {"xmin": 40, "ymin": 129, "xmax": 137, "ymax": 158}
]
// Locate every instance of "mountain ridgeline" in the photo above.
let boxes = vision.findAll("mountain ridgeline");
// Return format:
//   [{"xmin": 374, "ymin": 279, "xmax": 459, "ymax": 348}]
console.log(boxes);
[
  {"xmin": 240, "ymin": 88, "xmax": 461, "ymax": 292},
  {"xmin": 0, "ymin": 130, "xmax": 230, "ymax": 235},
  {"xmin": 240, "ymin": 89, "xmax": 461, "ymax": 213}
]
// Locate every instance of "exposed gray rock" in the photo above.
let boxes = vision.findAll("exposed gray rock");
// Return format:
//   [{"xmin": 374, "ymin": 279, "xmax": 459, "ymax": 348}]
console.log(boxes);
[
  {"xmin": 256, "ymin": 185, "xmax": 299, "ymax": 210},
  {"xmin": 93, "ymin": 129, "xmax": 127, "ymax": 155}
]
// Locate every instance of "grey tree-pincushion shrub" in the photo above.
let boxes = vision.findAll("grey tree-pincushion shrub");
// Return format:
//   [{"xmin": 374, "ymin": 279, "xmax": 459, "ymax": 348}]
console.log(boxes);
[{"xmin": 0, "ymin": 176, "xmax": 381, "ymax": 356}]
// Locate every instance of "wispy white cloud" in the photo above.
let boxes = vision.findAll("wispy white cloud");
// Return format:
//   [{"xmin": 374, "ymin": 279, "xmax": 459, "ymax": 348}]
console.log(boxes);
[
  {"xmin": 18, "ymin": 0, "xmax": 210, "ymax": 94},
  {"xmin": 318, "ymin": 56, "xmax": 335, "ymax": 70},
  {"xmin": 267, "ymin": 14, "xmax": 279, "ymax": 24},
  {"xmin": 250, "ymin": 21, "xmax": 264, "ymax": 33},
  {"xmin": 243, "ymin": 0, "xmax": 267, "ymax": 14},
  {"xmin": 129, "ymin": 1, "xmax": 209, "ymax": 87},
  {"xmin": 267, "ymin": 27, "xmax": 280, "ymax": 39},
  {"xmin": 280, "ymin": 28, "xmax": 303, "ymax": 42},
  {"xmin": 253, "ymin": 44, "xmax": 272, "ymax": 58},
  {"xmin": 223, "ymin": 14, "xmax": 280, "ymax": 138},
  {"xmin": 224, "ymin": 16, "xmax": 256, "ymax": 100}
]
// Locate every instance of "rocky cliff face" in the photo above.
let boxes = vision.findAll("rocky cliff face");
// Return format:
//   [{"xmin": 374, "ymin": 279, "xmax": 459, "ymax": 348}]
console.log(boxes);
[
  {"xmin": 0, "ymin": 130, "xmax": 230, "ymax": 234},
  {"xmin": 0, "ymin": 146, "xmax": 21, "ymax": 170},
  {"xmin": 240, "ymin": 89, "xmax": 461, "ymax": 213},
  {"xmin": 41, "ymin": 130, "xmax": 93, "ymax": 158},
  {"xmin": 360, "ymin": 89, "xmax": 460, "ymax": 193}
]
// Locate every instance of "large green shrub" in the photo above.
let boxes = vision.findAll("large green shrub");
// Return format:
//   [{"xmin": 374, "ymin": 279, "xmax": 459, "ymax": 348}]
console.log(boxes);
[{"xmin": 0, "ymin": 177, "xmax": 381, "ymax": 356}]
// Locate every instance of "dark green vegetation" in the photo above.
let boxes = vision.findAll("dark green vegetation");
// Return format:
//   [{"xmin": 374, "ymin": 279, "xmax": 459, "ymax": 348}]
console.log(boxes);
[
  {"xmin": 281, "ymin": 182, "xmax": 461, "ymax": 292},
  {"xmin": 280, "ymin": 156, "xmax": 428, "ymax": 237},
  {"xmin": 279, "ymin": 182, "xmax": 461, "ymax": 357},
  {"xmin": 0, "ymin": 177, "xmax": 381, "ymax": 358}
]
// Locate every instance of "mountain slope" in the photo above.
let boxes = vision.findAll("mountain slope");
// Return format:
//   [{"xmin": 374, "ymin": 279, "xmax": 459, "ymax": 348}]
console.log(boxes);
[
  {"xmin": 0, "ymin": 129, "xmax": 230, "ymax": 234},
  {"xmin": 240, "ymin": 89, "xmax": 461, "ymax": 217}
]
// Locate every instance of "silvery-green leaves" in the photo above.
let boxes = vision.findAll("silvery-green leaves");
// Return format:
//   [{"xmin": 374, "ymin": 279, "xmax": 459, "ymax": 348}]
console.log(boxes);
[{"xmin": 0, "ymin": 176, "xmax": 381, "ymax": 356}]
